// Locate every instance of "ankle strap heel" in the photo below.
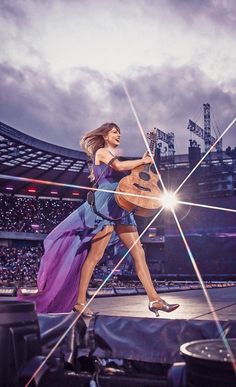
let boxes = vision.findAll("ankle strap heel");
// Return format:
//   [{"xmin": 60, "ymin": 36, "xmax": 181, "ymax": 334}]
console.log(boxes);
[{"xmin": 148, "ymin": 299, "xmax": 179, "ymax": 317}]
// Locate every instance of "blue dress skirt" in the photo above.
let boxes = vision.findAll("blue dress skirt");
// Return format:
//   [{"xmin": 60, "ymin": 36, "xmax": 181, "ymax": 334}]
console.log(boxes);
[{"xmin": 17, "ymin": 163, "xmax": 136, "ymax": 313}]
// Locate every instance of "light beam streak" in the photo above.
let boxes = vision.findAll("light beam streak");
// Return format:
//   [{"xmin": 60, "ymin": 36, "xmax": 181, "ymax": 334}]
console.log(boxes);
[
  {"xmin": 118, "ymin": 83, "xmax": 236, "ymax": 372},
  {"xmin": 172, "ymin": 208, "xmax": 236, "ymax": 372},
  {"xmin": 121, "ymin": 80, "xmax": 167, "ymax": 193},
  {"xmin": 174, "ymin": 117, "xmax": 236, "ymax": 194},
  {"xmin": 178, "ymin": 200, "xmax": 236, "ymax": 213},
  {"xmin": 0, "ymin": 174, "xmax": 162, "ymax": 204},
  {"xmin": 12, "ymin": 80, "xmax": 235, "ymax": 385},
  {"xmin": 25, "ymin": 206, "xmax": 164, "ymax": 387}
]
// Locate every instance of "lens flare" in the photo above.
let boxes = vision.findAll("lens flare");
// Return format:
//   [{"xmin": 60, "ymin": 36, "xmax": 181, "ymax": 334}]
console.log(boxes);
[
  {"xmin": 119, "ymin": 83, "xmax": 236, "ymax": 373},
  {"xmin": 2, "ymin": 82, "xmax": 234, "ymax": 385},
  {"xmin": 160, "ymin": 191, "xmax": 178, "ymax": 210}
]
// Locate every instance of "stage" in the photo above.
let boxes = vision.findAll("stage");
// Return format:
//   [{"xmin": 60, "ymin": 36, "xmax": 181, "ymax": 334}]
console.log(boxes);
[
  {"xmin": 1, "ymin": 286, "xmax": 236, "ymax": 386},
  {"xmin": 0, "ymin": 285, "xmax": 235, "ymax": 319},
  {"xmin": 89, "ymin": 286, "xmax": 236, "ymax": 320}
]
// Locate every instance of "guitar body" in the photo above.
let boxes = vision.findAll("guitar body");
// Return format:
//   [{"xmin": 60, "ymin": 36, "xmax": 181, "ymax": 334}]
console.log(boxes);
[{"xmin": 115, "ymin": 164, "xmax": 162, "ymax": 217}]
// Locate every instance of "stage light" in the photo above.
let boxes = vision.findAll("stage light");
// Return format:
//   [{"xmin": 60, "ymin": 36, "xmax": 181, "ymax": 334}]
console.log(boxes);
[
  {"xmin": 18, "ymin": 287, "xmax": 39, "ymax": 295},
  {"xmin": 31, "ymin": 224, "xmax": 40, "ymax": 230},
  {"xmin": 0, "ymin": 287, "xmax": 17, "ymax": 296},
  {"xmin": 72, "ymin": 192, "xmax": 80, "ymax": 196},
  {"xmin": 160, "ymin": 191, "xmax": 178, "ymax": 210},
  {"xmin": 28, "ymin": 188, "xmax": 36, "ymax": 193}
]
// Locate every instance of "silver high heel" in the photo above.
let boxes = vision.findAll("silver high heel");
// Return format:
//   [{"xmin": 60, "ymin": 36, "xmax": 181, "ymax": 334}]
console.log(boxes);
[
  {"xmin": 148, "ymin": 299, "xmax": 180, "ymax": 317},
  {"xmin": 72, "ymin": 302, "xmax": 94, "ymax": 318}
]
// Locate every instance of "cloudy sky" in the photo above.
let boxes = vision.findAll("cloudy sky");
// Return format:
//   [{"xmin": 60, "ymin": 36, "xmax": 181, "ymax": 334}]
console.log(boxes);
[{"xmin": 0, "ymin": 0, "xmax": 235, "ymax": 156}]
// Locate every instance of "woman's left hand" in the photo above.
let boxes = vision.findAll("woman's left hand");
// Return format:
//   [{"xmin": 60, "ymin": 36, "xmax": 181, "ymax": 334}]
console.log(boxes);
[{"xmin": 142, "ymin": 151, "xmax": 153, "ymax": 164}]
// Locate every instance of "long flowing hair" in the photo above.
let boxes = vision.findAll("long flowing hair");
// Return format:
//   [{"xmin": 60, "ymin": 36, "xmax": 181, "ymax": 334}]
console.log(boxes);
[{"xmin": 80, "ymin": 122, "xmax": 120, "ymax": 181}]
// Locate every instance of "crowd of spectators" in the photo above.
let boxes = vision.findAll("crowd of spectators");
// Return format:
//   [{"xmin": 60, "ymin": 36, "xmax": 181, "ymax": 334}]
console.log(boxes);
[
  {"xmin": 0, "ymin": 245, "xmax": 43, "ymax": 287},
  {"xmin": 1, "ymin": 244, "xmax": 231, "ymax": 290},
  {"xmin": 0, "ymin": 195, "xmax": 80, "ymax": 234},
  {"xmin": 90, "ymin": 277, "xmax": 170, "ymax": 289},
  {"xmin": 0, "ymin": 194, "xmax": 134, "ymax": 287},
  {"xmin": 0, "ymin": 243, "xmax": 131, "ymax": 287},
  {"xmin": 0, "ymin": 244, "xmax": 135, "ymax": 288}
]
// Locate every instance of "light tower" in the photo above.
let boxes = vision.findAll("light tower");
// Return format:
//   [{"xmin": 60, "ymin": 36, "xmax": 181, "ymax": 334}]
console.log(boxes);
[
  {"xmin": 187, "ymin": 103, "xmax": 223, "ymax": 155},
  {"xmin": 203, "ymin": 103, "xmax": 211, "ymax": 152}
]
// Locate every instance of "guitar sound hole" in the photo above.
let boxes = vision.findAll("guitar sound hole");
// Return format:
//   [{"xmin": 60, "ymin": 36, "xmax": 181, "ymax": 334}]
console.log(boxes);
[
  {"xmin": 133, "ymin": 183, "xmax": 151, "ymax": 192},
  {"xmin": 139, "ymin": 172, "xmax": 150, "ymax": 181}
]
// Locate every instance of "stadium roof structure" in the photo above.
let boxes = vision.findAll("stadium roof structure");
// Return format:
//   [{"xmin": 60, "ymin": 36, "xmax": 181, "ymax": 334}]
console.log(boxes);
[{"xmin": 0, "ymin": 121, "xmax": 90, "ymax": 199}]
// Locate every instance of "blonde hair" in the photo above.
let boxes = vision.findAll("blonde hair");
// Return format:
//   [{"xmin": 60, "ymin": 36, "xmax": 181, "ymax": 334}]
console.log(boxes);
[{"xmin": 80, "ymin": 122, "xmax": 120, "ymax": 181}]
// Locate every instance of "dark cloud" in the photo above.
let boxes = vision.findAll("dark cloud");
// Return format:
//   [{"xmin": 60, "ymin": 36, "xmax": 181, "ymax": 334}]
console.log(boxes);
[
  {"xmin": 130, "ymin": 0, "xmax": 236, "ymax": 32},
  {"xmin": 0, "ymin": 63, "xmax": 235, "ymax": 156},
  {"xmin": 0, "ymin": 0, "xmax": 29, "ymax": 26},
  {"xmin": 109, "ymin": 66, "xmax": 236, "ymax": 155},
  {"xmin": 166, "ymin": 0, "xmax": 236, "ymax": 29},
  {"xmin": 0, "ymin": 64, "xmax": 105, "ymax": 150}
]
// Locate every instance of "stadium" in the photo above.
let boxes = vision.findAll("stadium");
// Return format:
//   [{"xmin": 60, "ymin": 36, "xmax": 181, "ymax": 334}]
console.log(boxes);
[
  {"xmin": 0, "ymin": 116, "xmax": 236, "ymax": 386},
  {"xmin": 0, "ymin": 117, "xmax": 235, "ymax": 290},
  {"xmin": 1, "ymin": 1, "xmax": 236, "ymax": 384}
]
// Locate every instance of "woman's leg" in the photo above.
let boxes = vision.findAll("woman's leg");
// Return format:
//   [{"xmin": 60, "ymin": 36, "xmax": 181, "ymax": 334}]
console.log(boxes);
[
  {"xmin": 114, "ymin": 225, "xmax": 161, "ymax": 302},
  {"xmin": 75, "ymin": 225, "xmax": 113, "ymax": 309}
]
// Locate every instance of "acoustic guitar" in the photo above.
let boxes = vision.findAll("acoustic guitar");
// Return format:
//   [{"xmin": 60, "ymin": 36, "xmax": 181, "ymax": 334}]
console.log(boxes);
[{"xmin": 115, "ymin": 135, "xmax": 162, "ymax": 217}]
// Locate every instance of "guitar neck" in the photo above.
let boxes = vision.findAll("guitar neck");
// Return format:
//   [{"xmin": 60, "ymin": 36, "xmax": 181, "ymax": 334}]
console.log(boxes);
[{"xmin": 147, "ymin": 132, "xmax": 156, "ymax": 155}]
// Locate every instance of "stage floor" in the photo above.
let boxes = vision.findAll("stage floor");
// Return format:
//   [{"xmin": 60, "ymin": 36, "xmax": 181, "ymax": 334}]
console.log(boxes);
[
  {"xmin": 1, "ymin": 286, "xmax": 235, "ymax": 320},
  {"xmin": 91, "ymin": 286, "xmax": 236, "ymax": 320}
]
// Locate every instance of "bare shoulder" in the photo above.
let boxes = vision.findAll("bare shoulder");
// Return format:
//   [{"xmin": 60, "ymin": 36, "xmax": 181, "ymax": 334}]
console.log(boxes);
[
  {"xmin": 95, "ymin": 148, "xmax": 111, "ymax": 164},
  {"xmin": 96, "ymin": 148, "xmax": 108, "ymax": 157}
]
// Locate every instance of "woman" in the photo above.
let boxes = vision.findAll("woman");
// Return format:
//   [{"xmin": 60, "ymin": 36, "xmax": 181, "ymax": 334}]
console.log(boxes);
[{"xmin": 18, "ymin": 123, "xmax": 179, "ymax": 317}]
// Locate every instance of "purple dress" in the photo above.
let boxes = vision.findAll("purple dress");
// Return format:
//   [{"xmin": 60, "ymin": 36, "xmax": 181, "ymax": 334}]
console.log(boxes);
[{"xmin": 17, "ymin": 163, "xmax": 136, "ymax": 313}]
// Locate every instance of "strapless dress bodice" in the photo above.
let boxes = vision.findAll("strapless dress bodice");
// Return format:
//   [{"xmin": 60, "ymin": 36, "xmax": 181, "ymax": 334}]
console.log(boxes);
[{"xmin": 93, "ymin": 163, "xmax": 126, "ymax": 185}]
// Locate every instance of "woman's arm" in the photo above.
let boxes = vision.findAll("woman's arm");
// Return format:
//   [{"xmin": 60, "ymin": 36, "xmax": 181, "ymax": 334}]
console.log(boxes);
[{"xmin": 96, "ymin": 148, "xmax": 152, "ymax": 171}]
